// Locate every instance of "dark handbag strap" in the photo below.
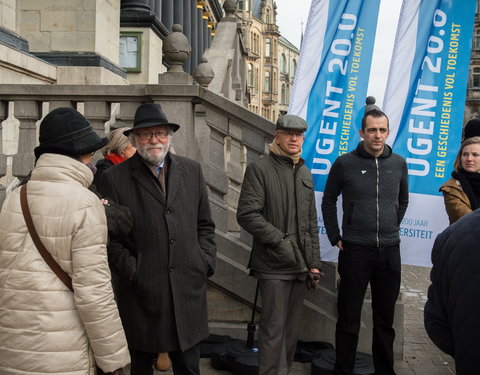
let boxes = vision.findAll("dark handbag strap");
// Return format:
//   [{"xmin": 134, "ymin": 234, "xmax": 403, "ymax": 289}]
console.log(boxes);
[{"xmin": 20, "ymin": 184, "xmax": 73, "ymax": 292}]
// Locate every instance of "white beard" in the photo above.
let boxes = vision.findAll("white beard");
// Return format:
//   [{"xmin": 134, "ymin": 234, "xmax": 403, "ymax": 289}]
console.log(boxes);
[{"xmin": 136, "ymin": 140, "xmax": 170, "ymax": 166}]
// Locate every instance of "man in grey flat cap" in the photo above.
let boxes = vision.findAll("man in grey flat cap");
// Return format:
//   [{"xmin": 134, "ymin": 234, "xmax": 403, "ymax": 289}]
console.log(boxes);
[{"xmin": 237, "ymin": 114, "xmax": 322, "ymax": 375}]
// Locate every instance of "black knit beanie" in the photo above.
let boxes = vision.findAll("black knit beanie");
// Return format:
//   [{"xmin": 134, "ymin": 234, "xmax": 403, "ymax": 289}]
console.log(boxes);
[
  {"xmin": 34, "ymin": 107, "xmax": 107, "ymax": 159},
  {"xmin": 464, "ymin": 119, "xmax": 480, "ymax": 141}
]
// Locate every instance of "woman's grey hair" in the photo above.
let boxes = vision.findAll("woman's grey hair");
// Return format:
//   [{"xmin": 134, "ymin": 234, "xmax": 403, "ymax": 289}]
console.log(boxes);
[{"xmin": 102, "ymin": 127, "xmax": 132, "ymax": 156}]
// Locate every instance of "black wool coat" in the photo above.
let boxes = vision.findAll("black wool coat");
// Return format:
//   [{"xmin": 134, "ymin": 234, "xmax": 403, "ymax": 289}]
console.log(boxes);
[
  {"xmin": 425, "ymin": 209, "xmax": 480, "ymax": 375},
  {"xmin": 98, "ymin": 152, "xmax": 216, "ymax": 353}
]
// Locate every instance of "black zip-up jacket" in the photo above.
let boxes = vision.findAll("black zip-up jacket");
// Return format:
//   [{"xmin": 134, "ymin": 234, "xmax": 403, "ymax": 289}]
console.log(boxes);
[{"xmin": 321, "ymin": 142, "xmax": 409, "ymax": 247}]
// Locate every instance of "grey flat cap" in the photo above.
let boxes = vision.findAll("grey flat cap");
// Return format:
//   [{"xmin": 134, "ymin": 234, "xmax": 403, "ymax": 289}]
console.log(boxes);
[{"xmin": 276, "ymin": 114, "xmax": 308, "ymax": 131}]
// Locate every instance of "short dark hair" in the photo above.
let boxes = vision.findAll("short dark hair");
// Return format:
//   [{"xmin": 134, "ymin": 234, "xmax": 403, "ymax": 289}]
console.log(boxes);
[{"xmin": 361, "ymin": 109, "xmax": 389, "ymax": 131}]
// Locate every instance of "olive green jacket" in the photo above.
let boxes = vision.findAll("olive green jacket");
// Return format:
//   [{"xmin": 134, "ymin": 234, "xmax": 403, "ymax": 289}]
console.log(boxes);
[{"xmin": 237, "ymin": 152, "xmax": 321, "ymax": 274}]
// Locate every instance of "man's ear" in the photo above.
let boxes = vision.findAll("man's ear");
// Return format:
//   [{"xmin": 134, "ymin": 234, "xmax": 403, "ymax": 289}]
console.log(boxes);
[{"xmin": 359, "ymin": 129, "xmax": 364, "ymax": 139}]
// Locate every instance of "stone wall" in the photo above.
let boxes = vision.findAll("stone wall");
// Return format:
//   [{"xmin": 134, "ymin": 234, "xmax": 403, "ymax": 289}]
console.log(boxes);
[
  {"xmin": 0, "ymin": 0, "xmax": 16, "ymax": 32},
  {"xmin": 121, "ymin": 27, "xmax": 167, "ymax": 84},
  {"xmin": 18, "ymin": 0, "xmax": 119, "ymax": 62}
]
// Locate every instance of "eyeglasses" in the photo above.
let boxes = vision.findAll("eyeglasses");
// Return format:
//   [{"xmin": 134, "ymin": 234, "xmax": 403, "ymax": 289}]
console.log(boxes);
[
  {"xmin": 135, "ymin": 130, "xmax": 170, "ymax": 140},
  {"xmin": 278, "ymin": 130, "xmax": 305, "ymax": 138}
]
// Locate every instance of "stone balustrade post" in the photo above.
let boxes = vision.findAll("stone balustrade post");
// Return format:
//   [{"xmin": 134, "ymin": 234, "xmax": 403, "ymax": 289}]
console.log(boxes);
[
  {"xmin": 84, "ymin": 101, "xmax": 110, "ymax": 138},
  {"xmin": 12, "ymin": 101, "xmax": 42, "ymax": 179},
  {"xmin": 84, "ymin": 101, "xmax": 111, "ymax": 162},
  {"xmin": 224, "ymin": 121, "xmax": 246, "ymax": 233},
  {"xmin": 0, "ymin": 101, "xmax": 8, "ymax": 204},
  {"xmin": 194, "ymin": 104, "xmax": 229, "ymax": 233},
  {"xmin": 116, "ymin": 102, "xmax": 143, "ymax": 129},
  {"xmin": 48, "ymin": 101, "xmax": 76, "ymax": 112}
]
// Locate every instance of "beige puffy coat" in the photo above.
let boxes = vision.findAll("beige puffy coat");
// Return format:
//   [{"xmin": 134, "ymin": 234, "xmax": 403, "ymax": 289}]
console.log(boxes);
[{"xmin": 0, "ymin": 154, "xmax": 130, "ymax": 374}]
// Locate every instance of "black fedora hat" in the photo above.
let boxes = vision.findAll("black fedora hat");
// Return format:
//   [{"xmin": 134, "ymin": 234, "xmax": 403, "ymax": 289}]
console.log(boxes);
[{"xmin": 124, "ymin": 103, "xmax": 180, "ymax": 136}]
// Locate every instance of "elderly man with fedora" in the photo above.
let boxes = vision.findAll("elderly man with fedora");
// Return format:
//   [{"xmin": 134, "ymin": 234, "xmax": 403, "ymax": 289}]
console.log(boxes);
[
  {"xmin": 237, "ymin": 114, "xmax": 322, "ymax": 375},
  {"xmin": 98, "ymin": 103, "xmax": 216, "ymax": 375}
]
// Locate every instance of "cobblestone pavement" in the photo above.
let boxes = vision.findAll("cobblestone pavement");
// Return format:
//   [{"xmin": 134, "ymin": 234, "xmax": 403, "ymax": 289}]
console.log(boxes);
[
  {"xmin": 395, "ymin": 265, "xmax": 455, "ymax": 375},
  {"xmin": 140, "ymin": 265, "xmax": 455, "ymax": 375}
]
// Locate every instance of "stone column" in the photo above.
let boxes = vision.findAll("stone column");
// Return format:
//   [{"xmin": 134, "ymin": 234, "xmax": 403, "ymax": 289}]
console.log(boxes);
[
  {"xmin": 152, "ymin": 0, "xmax": 160, "ymax": 17},
  {"xmin": 197, "ymin": 8, "xmax": 204, "ymax": 70},
  {"xmin": 183, "ymin": 0, "xmax": 192, "ymax": 73},
  {"xmin": 162, "ymin": 0, "xmax": 174, "ymax": 34},
  {"xmin": 190, "ymin": 1, "xmax": 198, "ymax": 73},
  {"xmin": 12, "ymin": 101, "xmax": 42, "ymax": 179},
  {"xmin": 203, "ymin": 19, "xmax": 209, "ymax": 51},
  {"xmin": 0, "ymin": 101, "xmax": 8, "ymax": 205},
  {"xmin": 174, "ymin": 0, "xmax": 183, "ymax": 24},
  {"xmin": 121, "ymin": 0, "xmax": 151, "ymax": 11}
]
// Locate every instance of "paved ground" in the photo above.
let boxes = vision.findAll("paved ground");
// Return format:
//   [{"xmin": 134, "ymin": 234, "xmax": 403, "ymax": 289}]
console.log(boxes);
[{"xmin": 131, "ymin": 265, "xmax": 455, "ymax": 375}]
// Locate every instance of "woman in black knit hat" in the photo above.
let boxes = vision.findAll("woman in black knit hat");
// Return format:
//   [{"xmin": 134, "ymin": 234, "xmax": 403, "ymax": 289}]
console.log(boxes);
[{"xmin": 0, "ymin": 107, "xmax": 130, "ymax": 375}]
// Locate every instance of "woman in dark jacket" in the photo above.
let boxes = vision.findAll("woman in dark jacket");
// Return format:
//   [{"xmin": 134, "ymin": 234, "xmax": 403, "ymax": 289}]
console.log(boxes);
[
  {"xmin": 440, "ymin": 136, "xmax": 480, "ymax": 224},
  {"xmin": 93, "ymin": 127, "xmax": 136, "ymax": 187}
]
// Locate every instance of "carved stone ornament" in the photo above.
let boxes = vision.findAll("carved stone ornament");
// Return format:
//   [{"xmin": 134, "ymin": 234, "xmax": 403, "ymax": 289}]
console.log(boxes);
[
  {"xmin": 163, "ymin": 24, "xmax": 192, "ymax": 73},
  {"xmin": 194, "ymin": 57, "xmax": 215, "ymax": 87},
  {"xmin": 223, "ymin": 0, "xmax": 237, "ymax": 17}
]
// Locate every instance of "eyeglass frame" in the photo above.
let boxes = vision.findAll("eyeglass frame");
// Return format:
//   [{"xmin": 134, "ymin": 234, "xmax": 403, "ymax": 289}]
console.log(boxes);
[
  {"xmin": 134, "ymin": 129, "xmax": 172, "ymax": 141},
  {"xmin": 276, "ymin": 130, "xmax": 306, "ymax": 138}
]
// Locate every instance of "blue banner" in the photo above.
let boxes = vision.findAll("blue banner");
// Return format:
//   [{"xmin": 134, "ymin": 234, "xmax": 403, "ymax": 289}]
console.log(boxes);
[
  {"xmin": 382, "ymin": 0, "xmax": 476, "ymax": 266},
  {"xmin": 389, "ymin": 1, "xmax": 476, "ymax": 195},
  {"xmin": 290, "ymin": 0, "xmax": 381, "ymax": 191}
]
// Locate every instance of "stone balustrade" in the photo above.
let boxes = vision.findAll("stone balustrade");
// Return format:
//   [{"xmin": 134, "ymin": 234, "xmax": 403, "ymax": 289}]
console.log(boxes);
[{"xmin": 0, "ymin": 83, "xmax": 404, "ymax": 358}]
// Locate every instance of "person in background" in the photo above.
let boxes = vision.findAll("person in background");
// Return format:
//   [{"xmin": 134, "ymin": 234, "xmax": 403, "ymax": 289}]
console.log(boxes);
[
  {"xmin": 425, "ymin": 209, "xmax": 480, "ymax": 375},
  {"xmin": 237, "ymin": 114, "xmax": 322, "ymax": 375},
  {"xmin": 322, "ymin": 107, "xmax": 409, "ymax": 375},
  {"xmin": 98, "ymin": 103, "xmax": 216, "ymax": 375},
  {"xmin": 440, "ymin": 136, "xmax": 480, "ymax": 224},
  {"xmin": 93, "ymin": 127, "xmax": 136, "ymax": 187},
  {"xmin": 0, "ymin": 107, "xmax": 130, "ymax": 375}
]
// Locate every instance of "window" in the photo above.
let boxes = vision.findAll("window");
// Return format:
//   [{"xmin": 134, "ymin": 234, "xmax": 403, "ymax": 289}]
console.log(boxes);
[
  {"xmin": 255, "ymin": 68, "xmax": 259, "ymax": 89},
  {"xmin": 265, "ymin": 8, "xmax": 270, "ymax": 23},
  {"xmin": 248, "ymin": 64, "xmax": 253, "ymax": 86},
  {"xmin": 281, "ymin": 84, "xmax": 286, "ymax": 104},
  {"xmin": 273, "ymin": 71, "xmax": 277, "ymax": 91},
  {"xmin": 291, "ymin": 59, "xmax": 297, "ymax": 78},
  {"xmin": 119, "ymin": 32, "xmax": 142, "ymax": 72},
  {"xmin": 473, "ymin": 67, "xmax": 480, "ymax": 87},
  {"xmin": 264, "ymin": 71, "xmax": 271, "ymax": 92},
  {"xmin": 280, "ymin": 54, "xmax": 286, "ymax": 73},
  {"xmin": 475, "ymin": 29, "xmax": 480, "ymax": 49},
  {"xmin": 265, "ymin": 38, "xmax": 271, "ymax": 57}
]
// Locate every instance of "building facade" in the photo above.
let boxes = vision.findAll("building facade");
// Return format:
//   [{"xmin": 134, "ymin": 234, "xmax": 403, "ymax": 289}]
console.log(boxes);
[
  {"xmin": 465, "ymin": 0, "xmax": 480, "ymax": 121},
  {"xmin": 278, "ymin": 36, "xmax": 299, "ymax": 116},
  {"xmin": 239, "ymin": 0, "xmax": 299, "ymax": 122}
]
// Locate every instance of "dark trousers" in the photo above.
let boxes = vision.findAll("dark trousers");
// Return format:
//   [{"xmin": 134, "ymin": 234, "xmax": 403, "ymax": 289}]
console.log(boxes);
[
  {"xmin": 258, "ymin": 278, "xmax": 306, "ymax": 375},
  {"xmin": 129, "ymin": 344, "xmax": 200, "ymax": 375},
  {"xmin": 334, "ymin": 244, "xmax": 401, "ymax": 375}
]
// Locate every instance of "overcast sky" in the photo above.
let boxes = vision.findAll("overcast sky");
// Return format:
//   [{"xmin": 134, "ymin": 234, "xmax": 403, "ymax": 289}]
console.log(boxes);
[{"xmin": 275, "ymin": 0, "xmax": 404, "ymax": 107}]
